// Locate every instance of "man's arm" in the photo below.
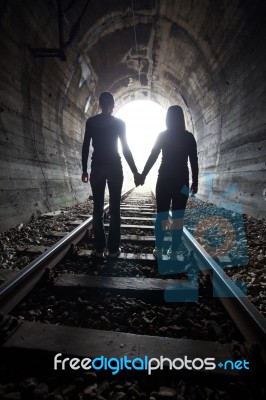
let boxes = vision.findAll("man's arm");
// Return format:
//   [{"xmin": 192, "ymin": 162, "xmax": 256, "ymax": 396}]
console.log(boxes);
[
  {"xmin": 119, "ymin": 121, "xmax": 142, "ymax": 186},
  {"xmin": 188, "ymin": 134, "xmax": 199, "ymax": 194},
  {"xmin": 81, "ymin": 121, "xmax": 92, "ymax": 182},
  {"xmin": 119, "ymin": 121, "xmax": 138, "ymax": 174}
]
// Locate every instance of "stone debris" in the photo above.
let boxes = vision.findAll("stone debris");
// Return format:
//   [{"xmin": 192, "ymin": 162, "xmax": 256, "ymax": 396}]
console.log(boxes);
[
  {"xmin": 1, "ymin": 196, "xmax": 264, "ymax": 313},
  {"xmin": 158, "ymin": 386, "xmax": 177, "ymax": 399},
  {"xmin": 12, "ymin": 291, "xmax": 241, "ymax": 343},
  {"xmin": 0, "ymin": 194, "xmax": 265, "ymax": 399},
  {"xmin": 0, "ymin": 372, "xmax": 264, "ymax": 400}
]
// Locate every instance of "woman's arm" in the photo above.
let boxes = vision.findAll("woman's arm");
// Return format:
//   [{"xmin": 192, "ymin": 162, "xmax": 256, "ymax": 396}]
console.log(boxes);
[
  {"xmin": 188, "ymin": 134, "xmax": 199, "ymax": 193},
  {"xmin": 141, "ymin": 133, "xmax": 162, "ymax": 179}
]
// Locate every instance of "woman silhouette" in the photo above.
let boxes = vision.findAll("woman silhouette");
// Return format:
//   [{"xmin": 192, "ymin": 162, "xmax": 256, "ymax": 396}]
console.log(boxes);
[{"xmin": 141, "ymin": 105, "xmax": 198, "ymax": 259}]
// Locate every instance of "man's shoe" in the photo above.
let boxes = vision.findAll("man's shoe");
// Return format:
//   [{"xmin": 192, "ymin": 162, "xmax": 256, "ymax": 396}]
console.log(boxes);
[
  {"xmin": 95, "ymin": 251, "xmax": 105, "ymax": 258},
  {"xmin": 167, "ymin": 249, "xmax": 179, "ymax": 260},
  {"xmin": 108, "ymin": 247, "xmax": 121, "ymax": 258},
  {"xmin": 153, "ymin": 248, "xmax": 163, "ymax": 259}
]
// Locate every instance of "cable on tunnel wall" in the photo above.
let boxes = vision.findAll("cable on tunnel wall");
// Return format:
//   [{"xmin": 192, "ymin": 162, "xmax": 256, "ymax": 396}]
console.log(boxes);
[{"xmin": 130, "ymin": 0, "xmax": 141, "ymax": 87}]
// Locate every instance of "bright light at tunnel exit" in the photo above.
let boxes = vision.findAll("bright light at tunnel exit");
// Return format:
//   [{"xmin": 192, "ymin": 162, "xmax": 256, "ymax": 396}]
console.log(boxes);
[{"xmin": 115, "ymin": 100, "xmax": 166, "ymax": 177}]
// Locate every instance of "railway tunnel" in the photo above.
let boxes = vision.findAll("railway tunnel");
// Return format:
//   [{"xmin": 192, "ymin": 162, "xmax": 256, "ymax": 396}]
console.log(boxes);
[{"xmin": 0, "ymin": 0, "xmax": 266, "ymax": 232}]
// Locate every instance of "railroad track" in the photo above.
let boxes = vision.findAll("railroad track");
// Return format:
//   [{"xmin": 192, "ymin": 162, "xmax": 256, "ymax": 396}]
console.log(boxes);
[{"xmin": 0, "ymin": 187, "xmax": 265, "ymax": 387}]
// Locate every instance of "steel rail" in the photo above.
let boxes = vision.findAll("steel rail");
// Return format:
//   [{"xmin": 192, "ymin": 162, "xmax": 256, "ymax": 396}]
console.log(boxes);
[
  {"xmin": 183, "ymin": 227, "xmax": 266, "ymax": 362},
  {"xmin": 1, "ymin": 188, "xmax": 265, "ymax": 362},
  {"xmin": 0, "ymin": 187, "xmax": 133, "ymax": 314},
  {"xmin": 164, "ymin": 201, "xmax": 266, "ymax": 361}
]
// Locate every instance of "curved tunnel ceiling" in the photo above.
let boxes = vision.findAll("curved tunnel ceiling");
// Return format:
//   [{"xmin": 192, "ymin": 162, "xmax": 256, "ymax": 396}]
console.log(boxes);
[
  {"xmin": 60, "ymin": 0, "xmax": 265, "ymax": 142},
  {"xmin": 66, "ymin": 0, "xmax": 226, "ymax": 129}
]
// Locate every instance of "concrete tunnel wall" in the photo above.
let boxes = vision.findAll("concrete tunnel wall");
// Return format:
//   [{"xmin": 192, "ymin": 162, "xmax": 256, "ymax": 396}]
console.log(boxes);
[{"xmin": 0, "ymin": 0, "xmax": 265, "ymax": 231}]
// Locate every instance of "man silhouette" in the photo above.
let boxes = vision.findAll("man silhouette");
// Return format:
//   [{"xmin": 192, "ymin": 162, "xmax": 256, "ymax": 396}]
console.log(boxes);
[{"xmin": 82, "ymin": 92, "xmax": 140, "ymax": 257}]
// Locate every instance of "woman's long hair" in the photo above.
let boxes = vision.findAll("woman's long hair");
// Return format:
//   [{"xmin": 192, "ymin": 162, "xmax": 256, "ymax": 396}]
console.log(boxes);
[{"xmin": 166, "ymin": 105, "xmax": 185, "ymax": 132}]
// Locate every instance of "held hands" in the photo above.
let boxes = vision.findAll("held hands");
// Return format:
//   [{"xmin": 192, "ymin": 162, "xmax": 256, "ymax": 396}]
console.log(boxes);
[
  {"xmin": 134, "ymin": 172, "xmax": 146, "ymax": 187},
  {"xmin": 134, "ymin": 172, "xmax": 142, "ymax": 187},
  {"xmin": 140, "ymin": 173, "xmax": 145, "ymax": 186},
  {"xmin": 82, "ymin": 172, "xmax": 88, "ymax": 183}
]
